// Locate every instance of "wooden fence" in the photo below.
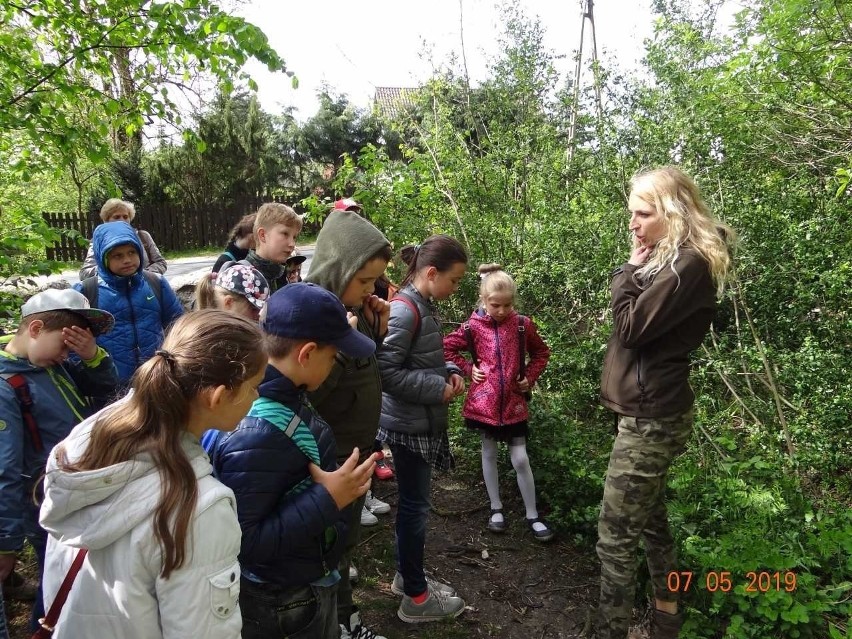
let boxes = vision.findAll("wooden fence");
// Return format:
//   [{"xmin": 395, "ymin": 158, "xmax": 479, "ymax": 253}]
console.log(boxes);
[{"xmin": 43, "ymin": 196, "xmax": 290, "ymax": 262}]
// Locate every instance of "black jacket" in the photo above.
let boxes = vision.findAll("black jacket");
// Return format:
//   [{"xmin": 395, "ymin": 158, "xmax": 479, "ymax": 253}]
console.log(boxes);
[{"xmin": 212, "ymin": 241, "xmax": 250, "ymax": 273}]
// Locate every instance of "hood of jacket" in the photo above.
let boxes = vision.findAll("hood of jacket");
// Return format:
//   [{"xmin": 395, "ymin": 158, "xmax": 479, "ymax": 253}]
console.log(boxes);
[
  {"xmin": 92, "ymin": 221, "xmax": 144, "ymax": 287},
  {"xmin": 39, "ymin": 404, "xmax": 213, "ymax": 551},
  {"xmin": 305, "ymin": 210, "xmax": 390, "ymax": 299}
]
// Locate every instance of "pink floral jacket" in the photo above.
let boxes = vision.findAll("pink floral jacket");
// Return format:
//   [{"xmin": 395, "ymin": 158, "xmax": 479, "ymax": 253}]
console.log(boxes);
[{"xmin": 444, "ymin": 310, "xmax": 550, "ymax": 427}]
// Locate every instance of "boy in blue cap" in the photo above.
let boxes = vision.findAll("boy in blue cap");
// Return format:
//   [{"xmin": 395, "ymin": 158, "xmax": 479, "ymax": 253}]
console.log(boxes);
[
  {"xmin": 0, "ymin": 288, "xmax": 118, "ymax": 632},
  {"xmin": 207, "ymin": 283, "xmax": 379, "ymax": 639}
]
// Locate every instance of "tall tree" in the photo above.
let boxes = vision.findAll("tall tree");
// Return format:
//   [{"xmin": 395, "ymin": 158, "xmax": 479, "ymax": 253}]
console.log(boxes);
[{"xmin": 0, "ymin": 0, "xmax": 289, "ymax": 185}]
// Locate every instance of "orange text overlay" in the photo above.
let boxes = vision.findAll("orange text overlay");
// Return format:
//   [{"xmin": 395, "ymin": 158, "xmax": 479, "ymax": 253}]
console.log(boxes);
[{"xmin": 665, "ymin": 571, "xmax": 797, "ymax": 593}]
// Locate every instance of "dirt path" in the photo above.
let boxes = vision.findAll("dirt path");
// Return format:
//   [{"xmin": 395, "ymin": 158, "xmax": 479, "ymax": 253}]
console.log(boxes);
[{"xmin": 353, "ymin": 472, "xmax": 600, "ymax": 638}]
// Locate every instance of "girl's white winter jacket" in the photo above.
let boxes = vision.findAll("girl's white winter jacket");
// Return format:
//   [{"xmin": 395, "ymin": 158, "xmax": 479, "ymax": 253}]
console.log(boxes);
[{"xmin": 39, "ymin": 408, "xmax": 243, "ymax": 639}]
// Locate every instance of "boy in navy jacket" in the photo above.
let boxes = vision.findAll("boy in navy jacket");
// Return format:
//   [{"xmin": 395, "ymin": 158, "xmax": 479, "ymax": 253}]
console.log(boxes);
[
  {"xmin": 0, "ymin": 289, "xmax": 117, "ymax": 631},
  {"xmin": 206, "ymin": 283, "xmax": 378, "ymax": 639}
]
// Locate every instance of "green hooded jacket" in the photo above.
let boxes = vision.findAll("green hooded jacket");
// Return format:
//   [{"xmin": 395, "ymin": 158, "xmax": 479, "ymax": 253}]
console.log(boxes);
[{"xmin": 306, "ymin": 210, "xmax": 391, "ymax": 461}]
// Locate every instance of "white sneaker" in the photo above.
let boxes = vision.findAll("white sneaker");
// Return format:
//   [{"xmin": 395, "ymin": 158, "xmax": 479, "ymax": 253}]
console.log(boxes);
[
  {"xmin": 349, "ymin": 564, "xmax": 359, "ymax": 584},
  {"xmin": 339, "ymin": 608, "xmax": 387, "ymax": 639},
  {"xmin": 365, "ymin": 490, "xmax": 391, "ymax": 515},
  {"xmin": 391, "ymin": 571, "xmax": 457, "ymax": 597},
  {"xmin": 360, "ymin": 504, "xmax": 379, "ymax": 527}
]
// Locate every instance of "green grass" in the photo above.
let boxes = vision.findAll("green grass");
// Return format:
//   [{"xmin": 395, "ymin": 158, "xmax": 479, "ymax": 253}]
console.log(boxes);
[{"xmin": 161, "ymin": 245, "xmax": 221, "ymax": 259}]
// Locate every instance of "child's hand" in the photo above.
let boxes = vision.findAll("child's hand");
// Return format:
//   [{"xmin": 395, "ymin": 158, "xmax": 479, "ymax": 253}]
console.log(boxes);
[
  {"xmin": 442, "ymin": 383, "xmax": 456, "ymax": 403},
  {"xmin": 362, "ymin": 295, "xmax": 391, "ymax": 336},
  {"xmin": 516, "ymin": 376, "xmax": 530, "ymax": 393},
  {"xmin": 62, "ymin": 326, "xmax": 98, "ymax": 362},
  {"xmin": 309, "ymin": 448, "xmax": 377, "ymax": 510},
  {"xmin": 346, "ymin": 311, "xmax": 359, "ymax": 330},
  {"xmin": 471, "ymin": 365, "xmax": 486, "ymax": 384},
  {"xmin": 449, "ymin": 373, "xmax": 465, "ymax": 396}
]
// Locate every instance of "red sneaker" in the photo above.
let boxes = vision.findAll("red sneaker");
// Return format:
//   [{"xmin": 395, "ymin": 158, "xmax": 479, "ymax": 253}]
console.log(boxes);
[{"xmin": 374, "ymin": 451, "xmax": 395, "ymax": 480}]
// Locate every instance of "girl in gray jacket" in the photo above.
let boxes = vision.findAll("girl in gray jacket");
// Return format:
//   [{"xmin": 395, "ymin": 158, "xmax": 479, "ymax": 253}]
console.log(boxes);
[{"xmin": 376, "ymin": 234, "xmax": 469, "ymax": 624}]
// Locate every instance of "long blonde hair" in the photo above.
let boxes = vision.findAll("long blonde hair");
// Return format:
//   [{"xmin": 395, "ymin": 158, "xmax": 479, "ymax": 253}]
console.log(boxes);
[
  {"xmin": 57, "ymin": 310, "xmax": 266, "ymax": 578},
  {"xmin": 630, "ymin": 166, "xmax": 735, "ymax": 295}
]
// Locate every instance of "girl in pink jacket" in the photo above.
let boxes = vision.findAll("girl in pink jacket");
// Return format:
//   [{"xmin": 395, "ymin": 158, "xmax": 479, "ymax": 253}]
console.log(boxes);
[{"xmin": 443, "ymin": 264, "xmax": 552, "ymax": 541}]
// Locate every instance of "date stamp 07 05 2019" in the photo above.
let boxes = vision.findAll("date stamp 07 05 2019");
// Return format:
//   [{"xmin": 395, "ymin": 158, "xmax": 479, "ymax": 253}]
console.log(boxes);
[{"xmin": 666, "ymin": 571, "xmax": 797, "ymax": 593}]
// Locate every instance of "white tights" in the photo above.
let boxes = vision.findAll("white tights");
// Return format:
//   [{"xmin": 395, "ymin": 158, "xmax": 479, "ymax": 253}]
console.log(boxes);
[{"xmin": 481, "ymin": 436, "xmax": 540, "ymax": 524}]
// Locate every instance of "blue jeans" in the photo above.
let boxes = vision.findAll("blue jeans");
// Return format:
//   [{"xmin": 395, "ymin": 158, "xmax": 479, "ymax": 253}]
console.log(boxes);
[
  {"xmin": 240, "ymin": 579, "xmax": 338, "ymax": 639},
  {"xmin": 390, "ymin": 444, "xmax": 433, "ymax": 597}
]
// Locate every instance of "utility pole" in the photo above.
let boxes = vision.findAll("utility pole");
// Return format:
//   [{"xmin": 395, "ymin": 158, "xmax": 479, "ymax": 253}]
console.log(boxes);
[{"xmin": 567, "ymin": 0, "xmax": 603, "ymax": 163}]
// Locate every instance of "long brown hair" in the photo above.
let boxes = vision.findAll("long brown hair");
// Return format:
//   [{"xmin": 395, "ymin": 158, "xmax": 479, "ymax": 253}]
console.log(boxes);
[
  {"xmin": 399, "ymin": 234, "xmax": 468, "ymax": 287},
  {"xmin": 57, "ymin": 310, "xmax": 266, "ymax": 578}
]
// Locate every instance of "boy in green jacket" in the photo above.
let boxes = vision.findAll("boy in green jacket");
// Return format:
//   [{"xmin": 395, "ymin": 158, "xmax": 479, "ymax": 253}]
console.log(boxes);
[{"xmin": 306, "ymin": 207, "xmax": 392, "ymax": 639}]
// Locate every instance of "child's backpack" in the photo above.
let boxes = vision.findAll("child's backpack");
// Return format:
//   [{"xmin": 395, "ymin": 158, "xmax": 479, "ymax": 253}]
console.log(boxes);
[
  {"xmin": 463, "ymin": 315, "xmax": 532, "ymax": 400},
  {"xmin": 0, "ymin": 373, "xmax": 44, "ymax": 451},
  {"xmin": 81, "ymin": 272, "xmax": 164, "ymax": 323}
]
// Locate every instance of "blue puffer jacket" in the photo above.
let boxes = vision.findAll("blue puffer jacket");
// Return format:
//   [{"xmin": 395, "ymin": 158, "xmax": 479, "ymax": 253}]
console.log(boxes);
[
  {"xmin": 0, "ymin": 345, "xmax": 118, "ymax": 552},
  {"xmin": 73, "ymin": 222, "xmax": 183, "ymax": 384},
  {"xmin": 205, "ymin": 367, "xmax": 349, "ymax": 587}
]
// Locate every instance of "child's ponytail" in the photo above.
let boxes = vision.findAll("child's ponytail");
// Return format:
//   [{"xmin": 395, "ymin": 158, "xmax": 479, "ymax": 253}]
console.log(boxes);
[
  {"xmin": 399, "ymin": 234, "xmax": 468, "ymax": 287},
  {"xmin": 58, "ymin": 310, "xmax": 266, "ymax": 578},
  {"xmin": 194, "ymin": 273, "xmax": 218, "ymax": 310}
]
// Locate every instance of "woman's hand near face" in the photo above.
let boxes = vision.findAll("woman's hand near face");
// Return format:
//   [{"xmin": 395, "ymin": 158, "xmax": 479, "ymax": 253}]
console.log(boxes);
[{"xmin": 628, "ymin": 244, "xmax": 653, "ymax": 266}]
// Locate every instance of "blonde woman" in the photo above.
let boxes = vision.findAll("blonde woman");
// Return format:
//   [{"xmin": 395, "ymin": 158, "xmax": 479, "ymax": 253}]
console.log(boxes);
[
  {"xmin": 597, "ymin": 166, "xmax": 734, "ymax": 639},
  {"xmin": 78, "ymin": 199, "xmax": 167, "ymax": 280}
]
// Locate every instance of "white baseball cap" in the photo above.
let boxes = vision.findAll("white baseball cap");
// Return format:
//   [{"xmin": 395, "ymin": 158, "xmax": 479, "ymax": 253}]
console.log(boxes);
[{"xmin": 22, "ymin": 289, "xmax": 115, "ymax": 336}]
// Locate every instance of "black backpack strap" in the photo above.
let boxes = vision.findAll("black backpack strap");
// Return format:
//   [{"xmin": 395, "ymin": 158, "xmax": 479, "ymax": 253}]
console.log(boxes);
[
  {"xmin": 0, "ymin": 373, "xmax": 43, "ymax": 452},
  {"xmin": 81, "ymin": 276, "xmax": 99, "ymax": 308},
  {"xmin": 517, "ymin": 315, "xmax": 532, "ymax": 400},
  {"xmin": 463, "ymin": 322, "xmax": 480, "ymax": 367}
]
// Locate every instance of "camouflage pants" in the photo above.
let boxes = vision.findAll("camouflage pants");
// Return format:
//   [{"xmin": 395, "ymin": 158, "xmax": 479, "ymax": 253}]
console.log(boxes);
[{"xmin": 595, "ymin": 410, "xmax": 694, "ymax": 639}]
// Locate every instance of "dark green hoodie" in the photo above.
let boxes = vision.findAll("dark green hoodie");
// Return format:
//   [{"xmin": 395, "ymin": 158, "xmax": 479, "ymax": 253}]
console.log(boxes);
[{"xmin": 306, "ymin": 210, "xmax": 391, "ymax": 461}]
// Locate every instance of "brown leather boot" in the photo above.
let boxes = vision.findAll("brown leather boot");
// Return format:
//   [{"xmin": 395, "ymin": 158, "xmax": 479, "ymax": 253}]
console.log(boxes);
[{"xmin": 650, "ymin": 609, "xmax": 683, "ymax": 639}]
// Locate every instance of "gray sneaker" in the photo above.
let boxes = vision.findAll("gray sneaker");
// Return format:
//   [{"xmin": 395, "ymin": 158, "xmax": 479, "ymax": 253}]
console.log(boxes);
[
  {"xmin": 397, "ymin": 588, "xmax": 465, "ymax": 623},
  {"xmin": 391, "ymin": 571, "xmax": 457, "ymax": 597}
]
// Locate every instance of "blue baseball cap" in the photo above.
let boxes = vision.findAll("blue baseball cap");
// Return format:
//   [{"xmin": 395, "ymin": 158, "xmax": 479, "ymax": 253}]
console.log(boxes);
[{"xmin": 261, "ymin": 282, "xmax": 376, "ymax": 359}]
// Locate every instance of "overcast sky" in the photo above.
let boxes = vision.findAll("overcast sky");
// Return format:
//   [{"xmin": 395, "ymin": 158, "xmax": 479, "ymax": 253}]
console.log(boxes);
[{"xmin": 235, "ymin": 0, "xmax": 658, "ymax": 120}]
